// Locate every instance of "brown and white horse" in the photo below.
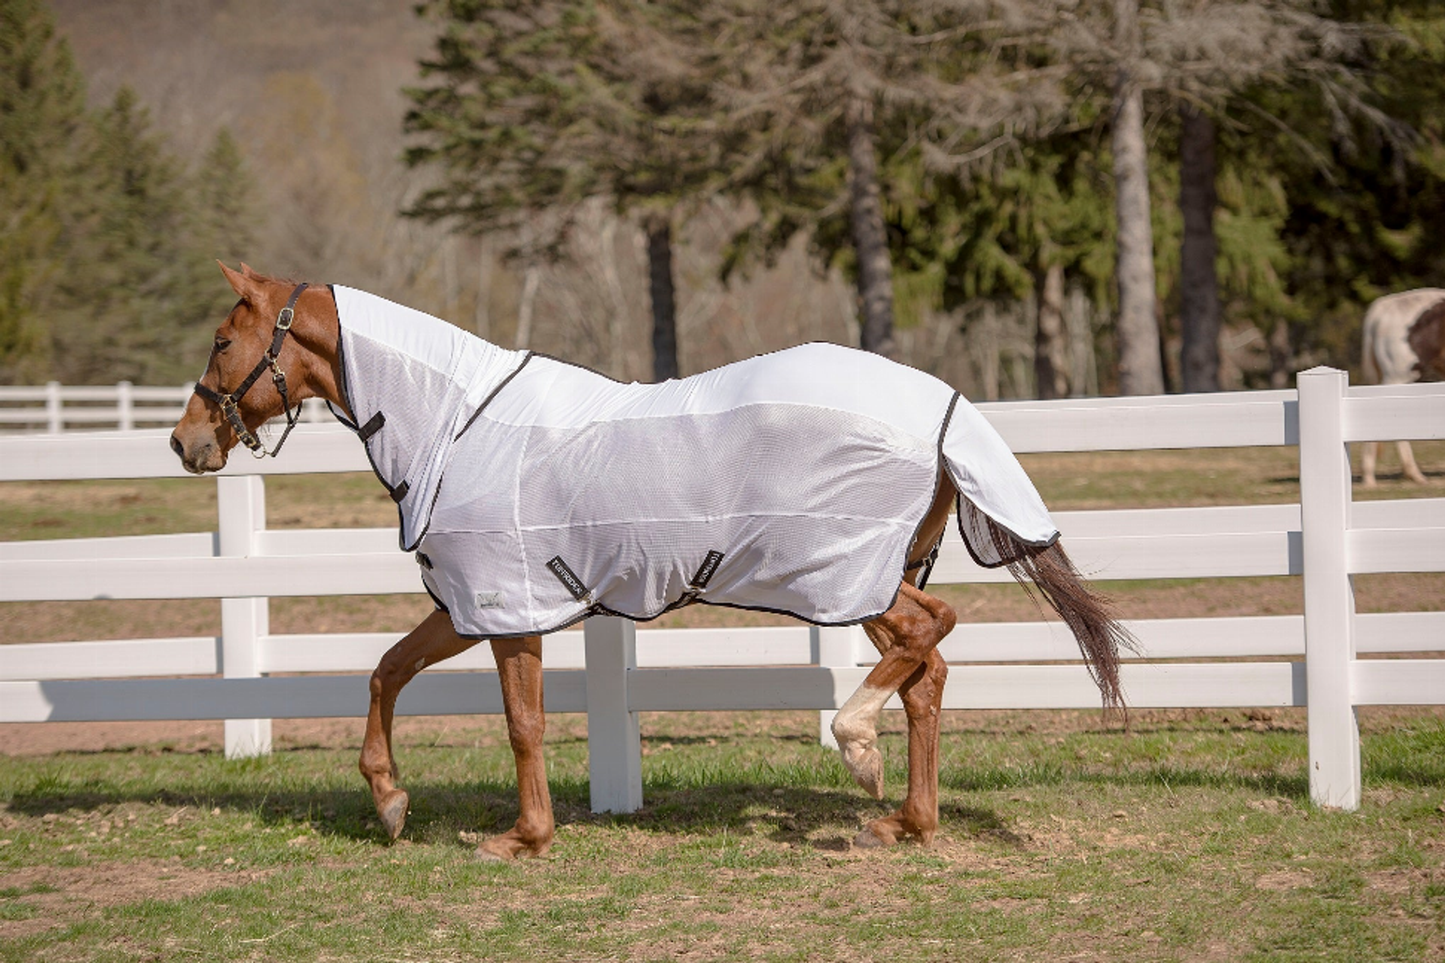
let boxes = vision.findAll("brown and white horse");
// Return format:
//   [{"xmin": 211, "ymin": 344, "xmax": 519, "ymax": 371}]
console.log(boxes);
[
  {"xmin": 1407, "ymin": 299, "xmax": 1445, "ymax": 382},
  {"xmin": 1360, "ymin": 288, "xmax": 1444, "ymax": 486},
  {"xmin": 171, "ymin": 264, "xmax": 1132, "ymax": 860}
]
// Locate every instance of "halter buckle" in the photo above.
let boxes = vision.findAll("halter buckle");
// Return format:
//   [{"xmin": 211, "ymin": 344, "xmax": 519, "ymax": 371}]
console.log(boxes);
[{"xmin": 276, "ymin": 306, "xmax": 295, "ymax": 331}]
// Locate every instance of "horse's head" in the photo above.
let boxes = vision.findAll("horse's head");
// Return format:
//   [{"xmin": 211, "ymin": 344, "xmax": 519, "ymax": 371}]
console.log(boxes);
[{"xmin": 170, "ymin": 263, "xmax": 327, "ymax": 473}]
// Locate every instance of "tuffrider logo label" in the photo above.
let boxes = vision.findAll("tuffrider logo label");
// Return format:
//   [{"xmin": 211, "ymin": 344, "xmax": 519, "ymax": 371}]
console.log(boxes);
[
  {"xmin": 545, "ymin": 556, "xmax": 590, "ymax": 601},
  {"xmin": 690, "ymin": 550, "xmax": 725, "ymax": 589}
]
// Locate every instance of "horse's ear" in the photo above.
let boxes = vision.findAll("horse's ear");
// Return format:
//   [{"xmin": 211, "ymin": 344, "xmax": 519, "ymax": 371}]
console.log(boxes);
[
  {"xmin": 218, "ymin": 261, "xmax": 261, "ymax": 303},
  {"xmin": 239, "ymin": 262, "xmax": 260, "ymax": 278}
]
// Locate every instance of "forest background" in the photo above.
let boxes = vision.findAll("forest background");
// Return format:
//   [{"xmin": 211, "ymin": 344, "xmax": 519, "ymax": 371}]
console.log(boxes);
[{"xmin": 3, "ymin": 0, "xmax": 1443, "ymax": 399}]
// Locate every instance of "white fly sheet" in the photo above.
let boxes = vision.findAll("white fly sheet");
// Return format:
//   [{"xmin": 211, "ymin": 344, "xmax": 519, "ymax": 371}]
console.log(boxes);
[{"xmin": 331, "ymin": 286, "xmax": 1058, "ymax": 638}]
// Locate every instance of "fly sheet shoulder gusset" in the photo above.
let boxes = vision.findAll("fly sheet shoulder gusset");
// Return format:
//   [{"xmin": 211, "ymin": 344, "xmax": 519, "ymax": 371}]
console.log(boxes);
[{"xmin": 329, "ymin": 285, "xmax": 1059, "ymax": 638}]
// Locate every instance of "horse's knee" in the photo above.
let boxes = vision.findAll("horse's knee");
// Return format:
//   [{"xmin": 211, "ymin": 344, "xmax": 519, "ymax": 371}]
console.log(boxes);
[{"xmin": 505, "ymin": 713, "xmax": 545, "ymax": 757}]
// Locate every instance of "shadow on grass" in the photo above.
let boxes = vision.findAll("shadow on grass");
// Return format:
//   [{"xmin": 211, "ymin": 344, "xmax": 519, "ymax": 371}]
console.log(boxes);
[
  {"xmin": 2, "ymin": 773, "xmax": 1013, "ymax": 855},
  {"xmin": 4, "ymin": 758, "xmax": 1327, "ymax": 857}
]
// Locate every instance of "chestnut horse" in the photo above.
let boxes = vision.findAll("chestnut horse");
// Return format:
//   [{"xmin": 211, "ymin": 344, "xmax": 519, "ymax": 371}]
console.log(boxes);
[{"xmin": 171, "ymin": 264, "xmax": 1133, "ymax": 860}]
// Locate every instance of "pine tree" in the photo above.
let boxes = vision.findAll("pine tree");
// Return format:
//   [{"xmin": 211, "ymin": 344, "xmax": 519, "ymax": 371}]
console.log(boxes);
[
  {"xmin": 52, "ymin": 87, "xmax": 196, "ymax": 383},
  {"xmin": 0, "ymin": 0, "xmax": 89, "ymax": 382},
  {"xmin": 404, "ymin": 0, "xmax": 722, "ymax": 380}
]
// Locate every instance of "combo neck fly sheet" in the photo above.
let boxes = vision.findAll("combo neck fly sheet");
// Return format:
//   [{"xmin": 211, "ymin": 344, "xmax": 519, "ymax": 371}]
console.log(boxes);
[{"xmin": 330, "ymin": 286, "xmax": 1059, "ymax": 638}]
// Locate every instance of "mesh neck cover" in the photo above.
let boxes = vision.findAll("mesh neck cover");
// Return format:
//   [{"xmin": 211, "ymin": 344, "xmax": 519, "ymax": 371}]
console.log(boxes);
[{"xmin": 331, "ymin": 286, "xmax": 1058, "ymax": 637}]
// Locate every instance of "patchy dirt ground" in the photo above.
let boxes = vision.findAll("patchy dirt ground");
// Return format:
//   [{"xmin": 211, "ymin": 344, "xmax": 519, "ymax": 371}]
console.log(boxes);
[{"xmin": 0, "ymin": 860, "xmax": 275, "ymax": 940}]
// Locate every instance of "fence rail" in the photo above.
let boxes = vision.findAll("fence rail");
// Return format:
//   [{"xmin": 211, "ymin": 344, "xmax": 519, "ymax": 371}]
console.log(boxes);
[
  {"xmin": 1, "ymin": 368, "xmax": 1442, "ymax": 815},
  {"xmin": 0, "ymin": 382, "xmax": 331, "ymax": 433}
]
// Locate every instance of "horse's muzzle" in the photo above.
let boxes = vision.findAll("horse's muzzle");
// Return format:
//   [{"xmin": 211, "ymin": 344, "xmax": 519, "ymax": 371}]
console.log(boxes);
[{"xmin": 171, "ymin": 432, "xmax": 225, "ymax": 474}]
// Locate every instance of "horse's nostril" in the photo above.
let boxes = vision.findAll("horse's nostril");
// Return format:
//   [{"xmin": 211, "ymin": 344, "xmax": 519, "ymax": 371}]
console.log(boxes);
[{"xmin": 170, "ymin": 434, "xmax": 185, "ymax": 458}]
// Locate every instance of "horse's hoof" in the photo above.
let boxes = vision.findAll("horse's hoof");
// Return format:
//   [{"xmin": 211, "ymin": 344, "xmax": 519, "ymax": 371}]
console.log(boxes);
[
  {"xmin": 378, "ymin": 789, "xmax": 409, "ymax": 841},
  {"xmin": 841, "ymin": 744, "xmax": 885, "ymax": 800},
  {"xmin": 853, "ymin": 827, "xmax": 889, "ymax": 849}
]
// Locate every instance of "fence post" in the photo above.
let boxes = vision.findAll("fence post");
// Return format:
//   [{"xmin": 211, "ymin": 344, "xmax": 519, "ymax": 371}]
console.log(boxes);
[
  {"xmin": 117, "ymin": 381, "xmax": 134, "ymax": 431},
  {"xmin": 1296, "ymin": 366, "xmax": 1360, "ymax": 810},
  {"xmin": 584, "ymin": 615, "xmax": 642, "ymax": 813},
  {"xmin": 46, "ymin": 381, "xmax": 62, "ymax": 434},
  {"xmin": 218, "ymin": 474, "xmax": 272, "ymax": 758},
  {"xmin": 814, "ymin": 625, "xmax": 862, "ymax": 748}
]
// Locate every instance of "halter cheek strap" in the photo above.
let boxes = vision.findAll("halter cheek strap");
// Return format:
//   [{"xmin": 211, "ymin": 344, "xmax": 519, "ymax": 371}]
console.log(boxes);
[{"xmin": 193, "ymin": 282, "xmax": 309, "ymax": 458}]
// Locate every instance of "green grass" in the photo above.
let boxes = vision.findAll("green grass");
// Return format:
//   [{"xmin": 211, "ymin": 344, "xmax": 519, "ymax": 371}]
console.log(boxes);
[{"xmin": 1, "ymin": 712, "xmax": 1441, "ymax": 961}]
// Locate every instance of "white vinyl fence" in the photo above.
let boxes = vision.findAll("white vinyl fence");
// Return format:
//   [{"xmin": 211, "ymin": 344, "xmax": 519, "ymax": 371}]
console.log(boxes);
[
  {"xmin": 0, "ymin": 382, "xmax": 331, "ymax": 433},
  {"xmin": 1, "ymin": 367, "xmax": 1441, "ymax": 815}
]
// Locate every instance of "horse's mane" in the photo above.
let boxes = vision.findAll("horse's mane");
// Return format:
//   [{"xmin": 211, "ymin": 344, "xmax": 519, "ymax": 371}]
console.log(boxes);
[{"xmin": 248, "ymin": 270, "xmax": 305, "ymax": 288}]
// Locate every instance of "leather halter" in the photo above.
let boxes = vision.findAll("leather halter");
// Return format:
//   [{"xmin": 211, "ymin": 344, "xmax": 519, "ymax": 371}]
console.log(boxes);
[{"xmin": 193, "ymin": 282, "xmax": 308, "ymax": 458}]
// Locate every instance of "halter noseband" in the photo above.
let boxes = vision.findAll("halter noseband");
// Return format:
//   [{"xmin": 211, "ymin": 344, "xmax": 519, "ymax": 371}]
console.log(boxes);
[{"xmin": 193, "ymin": 282, "xmax": 308, "ymax": 458}]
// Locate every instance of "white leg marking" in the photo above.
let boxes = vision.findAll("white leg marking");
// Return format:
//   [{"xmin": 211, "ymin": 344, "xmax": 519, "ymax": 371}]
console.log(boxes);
[{"xmin": 832, "ymin": 683, "xmax": 891, "ymax": 799}]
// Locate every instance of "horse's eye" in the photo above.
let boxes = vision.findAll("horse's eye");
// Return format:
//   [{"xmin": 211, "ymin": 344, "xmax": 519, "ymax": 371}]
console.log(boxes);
[{"xmin": 214, "ymin": 338, "xmax": 232, "ymax": 353}]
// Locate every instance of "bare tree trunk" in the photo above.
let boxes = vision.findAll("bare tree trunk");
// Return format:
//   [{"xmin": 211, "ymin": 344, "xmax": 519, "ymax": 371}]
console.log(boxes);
[
  {"xmin": 473, "ymin": 235, "xmax": 492, "ymax": 341},
  {"xmin": 1180, "ymin": 103, "xmax": 1221, "ymax": 393},
  {"xmin": 1111, "ymin": 0, "xmax": 1164, "ymax": 396},
  {"xmin": 978, "ymin": 302, "xmax": 1000, "ymax": 401},
  {"xmin": 846, "ymin": 92, "xmax": 897, "ymax": 359},
  {"xmin": 1066, "ymin": 282, "xmax": 1096, "ymax": 396},
  {"xmin": 515, "ymin": 264, "xmax": 539, "ymax": 350},
  {"xmin": 1268, "ymin": 321, "xmax": 1292, "ymax": 389},
  {"xmin": 1035, "ymin": 264, "xmax": 1069, "ymax": 399},
  {"xmin": 646, "ymin": 216, "xmax": 679, "ymax": 381}
]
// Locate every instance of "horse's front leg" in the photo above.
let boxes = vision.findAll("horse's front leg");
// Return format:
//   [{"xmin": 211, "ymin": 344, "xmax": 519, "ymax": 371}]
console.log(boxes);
[
  {"xmin": 476, "ymin": 634, "xmax": 554, "ymax": 861},
  {"xmin": 360, "ymin": 610, "xmax": 480, "ymax": 840}
]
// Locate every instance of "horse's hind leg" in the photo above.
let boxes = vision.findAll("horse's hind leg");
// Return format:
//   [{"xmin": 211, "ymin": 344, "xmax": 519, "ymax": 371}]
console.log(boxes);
[
  {"xmin": 832, "ymin": 582, "xmax": 956, "ymax": 812},
  {"xmin": 476, "ymin": 634, "xmax": 554, "ymax": 861},
  {"xmin": 1398, "ymin": 441, "xmax": 1427, "ymax": 484},
  {"xmin": 359, "ymin": 610, "xmax": 480, "ymax": 840},
  {"xmin": 853, "ymin": 648, "xmax": 948, "ymax": 848}
]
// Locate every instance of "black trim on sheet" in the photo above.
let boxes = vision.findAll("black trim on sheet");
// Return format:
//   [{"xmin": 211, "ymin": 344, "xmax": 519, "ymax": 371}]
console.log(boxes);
[
  {"xmin": 454, "ymin": 351, "xmax": 535, "ymax": 441},
  {"xmin": 421, "ymin": 577, "xmax": 449, "ymax": 614},
  {"xmin": 325, "ymin": 285, "xmax": 358, "ymax": 428},
  {"xmin": 329, "ymin": 284, "xmax": 409, "ymax": 537},
  {"xmin": 528, "ymin": 350, "xmax": 625, "ymax": 385},
  {"xmin": 901, "ymin": 391, "xmax": 960, "ymax": 591},
  {"xmin": 450, "ymin": 589, "xmax": 914, "ymax": 642},
  {"xmin": 331, "ymin": 283, "xmax": 536, "ymax": 555},
  {"xmin": 954, "ymin": 497, "xmax": 1061, "ymax": 569}
]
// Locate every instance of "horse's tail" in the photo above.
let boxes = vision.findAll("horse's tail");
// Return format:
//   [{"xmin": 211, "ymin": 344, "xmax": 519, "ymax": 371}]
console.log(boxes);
[{"xmin": 973, "ymin": 509, "xmax": 1138, "ymax": 712}]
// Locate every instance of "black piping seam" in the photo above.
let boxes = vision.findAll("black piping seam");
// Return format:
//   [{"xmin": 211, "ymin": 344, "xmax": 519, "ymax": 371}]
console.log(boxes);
[
  {"xmin": 954, "ymin": 497, "xmax": 1061, "ymax": 569},
  {"xmin": 325, "ymin": 285, "xmax": 358, "ymax": 428},
  {"xmin": 330, "ymin": 285, "xmax": 415, "ymax": 547},
  {"xmin": 454, "ymin": 351, "xmax": 535, "ymax": 441},
  {"xmin": 527, "ymin": 350, "xmax": 625, "ymax": 385},
  {"xmin": 393, "ymin": 349, "xmax": 536, "ymax": 554},
  {"xmin": 901, "ymin": 391, "xmax": 960, "ymax": 592},
  {"xmin": 421, "ymin": 577, "xmax": 449, "ymax": 614},
  {"xmin": 450, "ymin": 589, "xmax": 911, "ymax": 642}
]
